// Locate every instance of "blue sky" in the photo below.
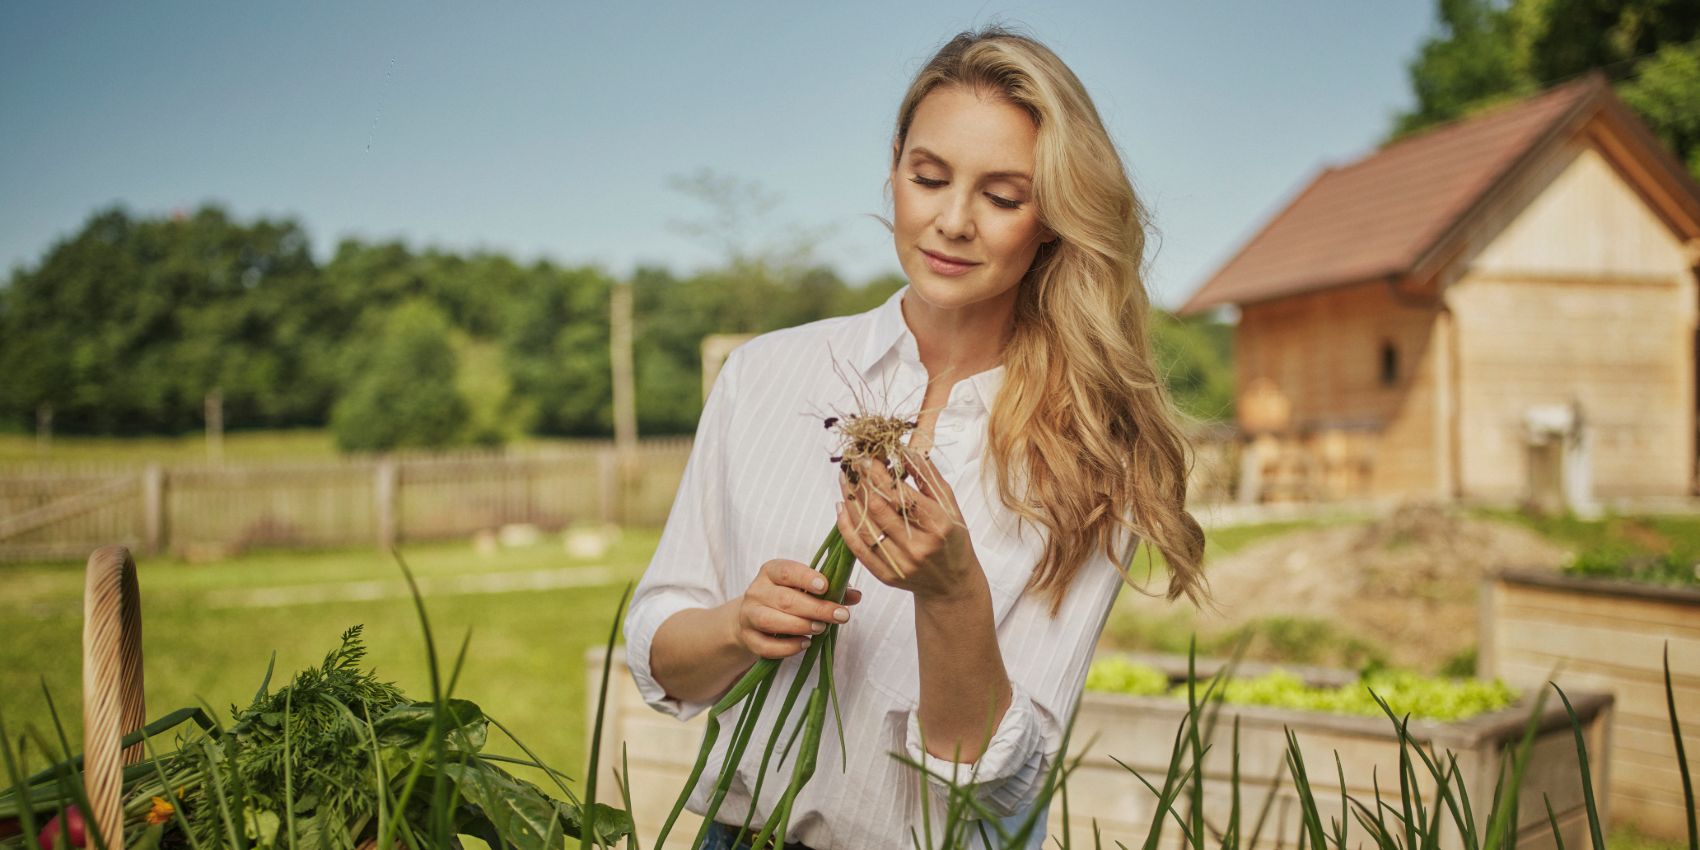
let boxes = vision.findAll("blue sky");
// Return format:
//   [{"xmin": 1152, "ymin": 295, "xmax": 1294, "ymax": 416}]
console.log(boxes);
[{"xmin": 0, "ymin": 2, "xmax": 1437, "ymax": 309}]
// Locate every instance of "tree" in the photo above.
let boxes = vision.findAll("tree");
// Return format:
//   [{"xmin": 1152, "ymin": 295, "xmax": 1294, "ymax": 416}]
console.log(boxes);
[
  {"xmin": 330, "ymin": 300, "xmax": 469, "ymax": 452},
  {"xmin": 0, "ymin": 204, "xmax": 328, "ymax": 434},
  {"xmin": 1393, "ymin": 0, "xmax": 1700, "ymax": 180}
]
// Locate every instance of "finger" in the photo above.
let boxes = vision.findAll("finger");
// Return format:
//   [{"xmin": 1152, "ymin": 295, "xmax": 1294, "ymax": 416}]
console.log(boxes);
[
  {"xmin": 859, "ymin": 457, "xmax": 946, "ymax": 535},
  {"xmin": 763, "ymin": 558, "xmax": 830, "ymax": 595},
  {"xmin": 842, "ymin": 587, "xmax": 863, "ymax": 605},
  {"xmin": 750, "ymin": 606, "xmax": 829, "ymax": 637},
  {"xmin": 768, "ymin": 585, "xmax": 852, "ymax": 626},
  {"xmin": 847, "ymin": 465, "xmax": 934, "ymax": 550},
  {"xmin": 837, "ymin": 500, "xmax": 909, "ymax": 584},
  {"xmin": 902, "ymin": 447, "xmax": 963, "ymax": 524},
  {"xmin": 746, "ymin": 631, "xmax": 811, "ymax": 660}
]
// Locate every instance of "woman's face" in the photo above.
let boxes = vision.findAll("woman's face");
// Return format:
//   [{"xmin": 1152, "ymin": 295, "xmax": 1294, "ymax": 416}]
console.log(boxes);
[{"xmin": 890, "ymin": 83, "xmax": 1055, "ymax": 314}]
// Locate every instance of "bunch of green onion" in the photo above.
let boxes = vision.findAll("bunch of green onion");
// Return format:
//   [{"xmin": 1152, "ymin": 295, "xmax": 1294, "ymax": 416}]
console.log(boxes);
[{"xmin": 653, "ymin": 526, "xmax": 856, "ymax": 850}]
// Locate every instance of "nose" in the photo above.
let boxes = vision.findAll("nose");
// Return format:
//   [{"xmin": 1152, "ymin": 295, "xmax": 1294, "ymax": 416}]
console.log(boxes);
[{"xmin": 934, "ymin": 186, "xmax": 975, "ymax": 241}]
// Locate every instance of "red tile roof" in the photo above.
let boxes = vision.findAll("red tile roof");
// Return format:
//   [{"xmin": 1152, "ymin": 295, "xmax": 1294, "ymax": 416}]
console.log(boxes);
[{"xmin": 1180, "ymin": 75, "xmax": 1608, "ymax": 314}]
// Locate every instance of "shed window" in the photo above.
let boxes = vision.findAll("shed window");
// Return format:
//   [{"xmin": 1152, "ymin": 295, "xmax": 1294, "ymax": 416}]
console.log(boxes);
[{"xmin": 1380, "ymin": 340, "xmax": 1399, "ymax": 387}]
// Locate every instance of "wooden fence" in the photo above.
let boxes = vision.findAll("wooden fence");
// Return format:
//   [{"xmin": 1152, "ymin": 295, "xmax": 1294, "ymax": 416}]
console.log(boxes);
[{"xmin": 0, "ymin": 439, "xmax": 694, "ymax": 562}]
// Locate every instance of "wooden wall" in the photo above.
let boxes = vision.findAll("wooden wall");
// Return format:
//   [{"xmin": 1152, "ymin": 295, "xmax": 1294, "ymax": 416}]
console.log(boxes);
[
  {"xmin": 1236, "ymin": 281, "xmax": 1444, "ymax": 497},
  {"xmin": 1448, "ymin": 142, "xmax": 1697, "ymax": 499},
  {"xmin": 1483, "ymin": 572, "xmax": 1700, "ymax": 840}
]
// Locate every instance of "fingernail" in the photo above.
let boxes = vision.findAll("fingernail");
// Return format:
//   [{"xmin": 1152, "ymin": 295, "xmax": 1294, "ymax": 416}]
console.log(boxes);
[
  {"xmin": 811, "ymin": 622, "xmax": 826, "ymax": 634},
  {"xmin": 812, "ymin": 576, "xmax": 827, "ymax": 593},
  {"xmin": 833, "ymin": 607, "xmax": 849, "ymax": 622},
  {"xmin": 800, "ymin": 637, "xmax": 812, "ymax": 647}
]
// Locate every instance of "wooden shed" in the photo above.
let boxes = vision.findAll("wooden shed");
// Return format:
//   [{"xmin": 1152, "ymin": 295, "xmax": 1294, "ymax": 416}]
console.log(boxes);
[{"xmin": 1181, "ymin": 73, "xmax": 1700, "ymax": 504}]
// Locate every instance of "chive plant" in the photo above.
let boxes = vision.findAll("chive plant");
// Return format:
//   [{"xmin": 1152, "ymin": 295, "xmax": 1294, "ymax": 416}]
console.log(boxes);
[{"xmin": 652, "ymin": 363, "xmax": 957, "ymax": 850}]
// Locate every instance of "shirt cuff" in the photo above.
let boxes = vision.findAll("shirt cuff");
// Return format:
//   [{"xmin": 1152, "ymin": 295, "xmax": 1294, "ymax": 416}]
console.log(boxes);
[
  {"xmin": 623, "ymin": 590, "xmax": 717, "ymax": 721},
  {"xmin": 903, "ymin": 680, "xmax": 1047, "ymax": 817}
]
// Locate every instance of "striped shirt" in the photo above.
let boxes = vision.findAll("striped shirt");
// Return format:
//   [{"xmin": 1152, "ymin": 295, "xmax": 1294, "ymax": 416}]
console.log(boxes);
[{"xmin": 623, "ymin": 285, "xmax": 1130, "ymax": 849}]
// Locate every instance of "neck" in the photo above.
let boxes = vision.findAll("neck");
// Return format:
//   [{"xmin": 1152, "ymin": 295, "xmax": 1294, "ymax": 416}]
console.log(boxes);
[{"xmin": 899, "ymin": 286, "xmax": 1016, "ymax": 383}]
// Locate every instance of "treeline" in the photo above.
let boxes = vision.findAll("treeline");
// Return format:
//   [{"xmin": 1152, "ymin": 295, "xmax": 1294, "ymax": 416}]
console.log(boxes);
[
  {"xmin": 0, "ymin": 205, "xmax": 1233, "ymax": 451},
  {"xmin": 1395, "ymin": 0, "xmax": 1700, "ymax": 179}
]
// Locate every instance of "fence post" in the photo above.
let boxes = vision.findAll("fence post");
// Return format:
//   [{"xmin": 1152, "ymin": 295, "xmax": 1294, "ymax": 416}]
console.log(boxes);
[
  {"xmin": 142, "ymin": 464, "xmax": 165, "ymax": 554},
  {"xmin": 598, "ymin": 446, "xmax": 620, "ymax": 525},
  {"xmin": 375, "ymin": 458, "xmax": 398, "ymax": 551}
]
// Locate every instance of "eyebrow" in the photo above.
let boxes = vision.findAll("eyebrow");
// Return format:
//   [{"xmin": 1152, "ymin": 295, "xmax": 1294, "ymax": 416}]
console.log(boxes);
[{"xmin": 908, "ymin": 146, "xmax": 1032, "ymax": 181}]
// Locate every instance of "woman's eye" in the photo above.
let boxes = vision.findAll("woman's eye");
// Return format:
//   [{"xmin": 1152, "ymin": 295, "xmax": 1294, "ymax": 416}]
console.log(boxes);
[{"xmin": 910, "ymin": 175, "xmax": 1023, "ymax": 210}]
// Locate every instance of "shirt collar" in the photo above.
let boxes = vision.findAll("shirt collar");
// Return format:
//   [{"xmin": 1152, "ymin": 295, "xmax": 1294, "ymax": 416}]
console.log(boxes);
[{"xmin": 855, "ymin": 285, "xmax": 1006, "ymax": 413}]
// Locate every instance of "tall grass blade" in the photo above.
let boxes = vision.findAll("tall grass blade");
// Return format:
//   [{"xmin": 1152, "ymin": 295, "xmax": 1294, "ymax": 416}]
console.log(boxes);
[
  {"xmin": 1481, "ymin": 678, "xmax": 1551, "ymax": 850},
  {"xmin": 1226, "ymin": 716, "xmax": 1242, "ymax": 850},
  {"xmin": 1542, "ymin": 793, "xmax": 1566, "ymax": 850},
  {"xmin": 0, "ymin": 706, "xmax": 40, "ymax": 850},
  {"xmin": 39, "ymin": 682, "xmax": 110, "ymax": 850},
  {"xmin": 284, "ymin": 689, "xmax": 298, "ymax": 850},
  {"xmin": 1551, "ymin": 684, "xmax": 1604, "ymax": 850},
  {"xmin": 583, "ymin": 581, "xmax": 633, "ymax": 849},
  {"xmin": 383, "ymin": 549, "xmax": 447, "ymax": 850},
  {"xmin": 616, "ymin": 743, "xmax": 640, "ymax": 850},
  {"xmin": 1282, "ymin": 728, "xmax": 1329, "ymax": 850},
  {"xmin": 1334, "ymin": 751, "xmax": 1350, "ymax": 850},
  {"xmin": 1664, "ymin": 642, "xmax": 1697, "ymax": 850}
]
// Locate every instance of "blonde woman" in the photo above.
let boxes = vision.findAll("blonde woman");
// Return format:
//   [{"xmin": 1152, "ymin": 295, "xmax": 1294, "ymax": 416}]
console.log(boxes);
[{"xmin": 625, "ymin": 24, "xmax": 1209, "ymax": 850}]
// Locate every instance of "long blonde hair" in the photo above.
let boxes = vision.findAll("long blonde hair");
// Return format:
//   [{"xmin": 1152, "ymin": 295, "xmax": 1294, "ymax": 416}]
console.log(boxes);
[{"xmin": 887, "ymin": 25, "xmax": 1209, "ymax": 612}]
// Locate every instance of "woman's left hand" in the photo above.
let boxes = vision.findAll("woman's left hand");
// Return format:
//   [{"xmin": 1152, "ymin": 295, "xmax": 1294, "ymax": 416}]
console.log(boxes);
[{"xmin": 837, "ymin": 447, "xmax": 984, "ymax": 601}]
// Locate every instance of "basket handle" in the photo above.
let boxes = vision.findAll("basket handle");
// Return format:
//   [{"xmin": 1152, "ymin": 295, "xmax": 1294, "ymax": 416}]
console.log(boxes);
[{"xmin": 83, "ymin": 545, "xmax": 146, "ymax": 850}]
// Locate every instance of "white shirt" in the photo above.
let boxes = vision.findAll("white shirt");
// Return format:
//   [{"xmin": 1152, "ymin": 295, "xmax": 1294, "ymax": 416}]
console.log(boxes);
[{"xmin": 623, "ymin": 285, "xmax": 1129, "ymax": 850}]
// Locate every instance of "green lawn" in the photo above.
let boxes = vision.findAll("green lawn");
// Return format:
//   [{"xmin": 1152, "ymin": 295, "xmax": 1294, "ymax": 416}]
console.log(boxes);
[
  {"xmin": 3, "ymin": 512, "xmax": 1690, "ymax": 849},
  {"xmin": 0, "ymin": 428, "xmax": 677, "ymax": 467},
  {"xmin": 0, "ymin": 531, "xmax": 660, "ymax": 796},
  {"xmin": 0, "ymin": 429, "xmax": 344, "ymax": 465}
]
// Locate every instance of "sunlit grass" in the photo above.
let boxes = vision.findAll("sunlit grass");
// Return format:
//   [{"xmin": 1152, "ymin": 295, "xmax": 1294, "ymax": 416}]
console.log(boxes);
[{"xmin": 0, "ymin": 531, "xmax": 660, "ymax": 793}]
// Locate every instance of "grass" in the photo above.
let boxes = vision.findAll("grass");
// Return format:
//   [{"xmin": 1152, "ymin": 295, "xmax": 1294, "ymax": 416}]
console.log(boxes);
[
  {"xmin": 0, "ymin": 427, "xmax": 654, "ymax": 467},
  {"xmin": 1475, "ymin": 508, "xmax": 1700, "ymax": 588},
  {"xmin": 0, "ymin": 429, "xmax": 343, "ymax": 465},
  {"xmin": 0, "ymin": 531, "xmax": 660, "ymax": 794}
]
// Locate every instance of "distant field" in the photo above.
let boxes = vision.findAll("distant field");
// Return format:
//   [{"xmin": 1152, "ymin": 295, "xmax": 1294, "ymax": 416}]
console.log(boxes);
[
  {"xmin": 0, "ymin": 428, "xmax": 657, "ymax": 467},
  {"xmin": 0, "ymin": 530, "xmax": 662, "ymax": 795}
]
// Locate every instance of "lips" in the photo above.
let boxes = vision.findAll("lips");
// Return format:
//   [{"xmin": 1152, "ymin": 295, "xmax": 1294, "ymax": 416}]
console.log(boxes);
[{"xmin": 921, "ymin": 249, "xmax": 979, "ymax": 276}]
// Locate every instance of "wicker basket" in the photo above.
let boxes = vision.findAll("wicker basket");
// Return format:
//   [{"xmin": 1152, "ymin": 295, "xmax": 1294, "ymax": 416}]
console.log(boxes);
[{"xmin": 80, "ymin": 545, "xmax": 147, "ymax": 850}]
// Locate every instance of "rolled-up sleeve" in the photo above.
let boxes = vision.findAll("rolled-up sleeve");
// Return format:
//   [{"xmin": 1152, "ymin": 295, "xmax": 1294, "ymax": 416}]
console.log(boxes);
[
  {"xmin": 902, "ymin": 537, "xmax": 1131, "ymax": 818},
  {"xmin": 622, "ymin": 348, "xmax": 742, "ymax": 721}
]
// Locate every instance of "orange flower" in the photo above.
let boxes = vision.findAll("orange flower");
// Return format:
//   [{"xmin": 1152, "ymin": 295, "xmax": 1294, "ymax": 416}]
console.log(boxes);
[{"xmin": 145, "ymin": 796, "xmax": 174, "ymax": 826}]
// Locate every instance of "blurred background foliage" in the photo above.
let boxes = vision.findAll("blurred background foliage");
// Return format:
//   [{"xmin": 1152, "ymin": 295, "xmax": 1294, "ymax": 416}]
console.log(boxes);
[
  {"xmin": 0, "ymin": 202, "xmax": 1237, "ymax": 451},
  {"xmin": 0, "ymin": 199, "xmax": 1237, "ymax": 452},
  {"xmin": 1393, "ymin": 0, "xmax": 1700, "ymax": 178}
]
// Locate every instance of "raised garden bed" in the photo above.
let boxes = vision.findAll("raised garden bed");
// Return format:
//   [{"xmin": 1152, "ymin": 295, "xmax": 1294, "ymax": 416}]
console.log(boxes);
[
  {"xmin": 1482, "ymin": 567, "xmax": 1699, "ymax": 840},
  {"xmin": 1066, "ymin": 652, "xmax": 1611, "ymax": 850}
]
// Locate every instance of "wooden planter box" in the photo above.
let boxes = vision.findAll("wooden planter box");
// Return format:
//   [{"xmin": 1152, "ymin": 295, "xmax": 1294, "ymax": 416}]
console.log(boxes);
[
  {"xmin": 1482, "ymin": 569, "xmax": 1700, "ymax": 840},
  {"xmin": 1061, "ymin": 653, "xmax": 1611, "ymax": 850},
  {"xmin": 592, "ymin": 648, "xmax": 1611, "ymax": 849}
]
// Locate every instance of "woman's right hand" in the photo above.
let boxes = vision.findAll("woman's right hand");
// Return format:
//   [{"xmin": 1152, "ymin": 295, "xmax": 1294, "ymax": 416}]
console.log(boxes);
[{"xmin": 731, "ymin": 558, "xmax": 862, "ymax": 659}]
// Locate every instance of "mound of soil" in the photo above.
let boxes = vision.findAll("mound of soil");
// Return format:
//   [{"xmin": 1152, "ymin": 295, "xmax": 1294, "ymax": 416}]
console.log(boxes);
[{"xmin": 1126, "ymin": 504, "xmax": 1576, "ymax": 671}]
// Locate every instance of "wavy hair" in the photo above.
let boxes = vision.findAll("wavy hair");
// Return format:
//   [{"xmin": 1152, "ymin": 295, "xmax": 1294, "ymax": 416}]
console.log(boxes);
[{"xmin": 885, "ymin": 25, "xmax": 1210, "ymax": 612}]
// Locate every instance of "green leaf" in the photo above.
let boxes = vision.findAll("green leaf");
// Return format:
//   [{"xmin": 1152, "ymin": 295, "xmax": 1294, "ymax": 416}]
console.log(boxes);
[
  {"xmin": 437, "ymin": 760, "xmax": 566, "ymax": 850},
  {"xmin": 374, "ymin": 700, "xmax": 489, "ymax": 753}
]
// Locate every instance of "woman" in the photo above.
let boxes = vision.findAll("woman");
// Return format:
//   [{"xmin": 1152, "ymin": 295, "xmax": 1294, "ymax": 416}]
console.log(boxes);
[{"xmin": 624, "ymin": 24, "xmax": 1209, "ymax": 850}]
